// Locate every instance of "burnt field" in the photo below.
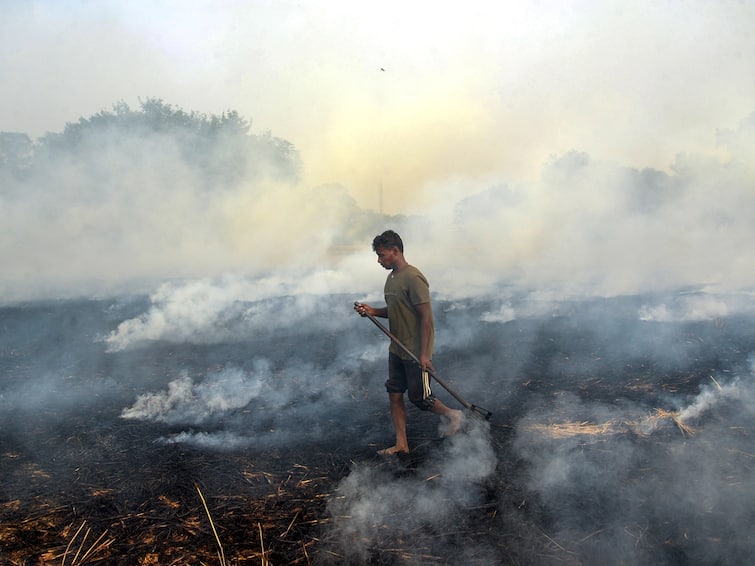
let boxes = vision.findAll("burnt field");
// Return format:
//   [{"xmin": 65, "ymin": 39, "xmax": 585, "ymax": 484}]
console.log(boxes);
[{"xmin": 1, "ymin": 292, "xmax": 754, "ymax": 565}]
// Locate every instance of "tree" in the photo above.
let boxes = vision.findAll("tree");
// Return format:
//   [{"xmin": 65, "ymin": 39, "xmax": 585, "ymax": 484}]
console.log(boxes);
[
  {"xmin": 0, "ymin": 132, "xmax": 34, "ymax": 178},
  {"xmin": 35, "ymin": 98, "xmax": 300, "ymax": 187}
]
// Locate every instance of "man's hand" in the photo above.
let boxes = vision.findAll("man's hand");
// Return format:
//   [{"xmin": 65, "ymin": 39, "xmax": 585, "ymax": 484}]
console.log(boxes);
[{"xmin": 354, "ymin": 302, "xmax": 372, "ymax": 317}]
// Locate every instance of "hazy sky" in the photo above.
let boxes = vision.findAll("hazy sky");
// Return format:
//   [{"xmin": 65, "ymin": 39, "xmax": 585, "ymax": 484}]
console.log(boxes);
[
  {"xmin": 3, "ymin": 0, "xmax": 754, "ymax": 212},
  {"xmin": 2, "ymin": 0, "xmax": 755, "ymax": 302}
]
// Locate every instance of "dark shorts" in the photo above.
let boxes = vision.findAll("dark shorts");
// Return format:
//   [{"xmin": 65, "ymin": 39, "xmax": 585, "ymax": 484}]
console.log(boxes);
[{"xmin": 386, "ymin": 352, "xmax": 436, "ymax": 410}]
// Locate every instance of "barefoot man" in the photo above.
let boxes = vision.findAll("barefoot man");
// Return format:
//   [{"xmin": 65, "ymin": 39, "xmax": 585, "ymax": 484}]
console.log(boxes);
[{"xmin": 355, "ymin": 230, "xmax": 463, "ymax": 455}]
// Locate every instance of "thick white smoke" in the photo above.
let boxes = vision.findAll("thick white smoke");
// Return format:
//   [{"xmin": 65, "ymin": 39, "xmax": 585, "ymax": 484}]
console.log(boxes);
[
  {"xmin": 104, "ymin": 268, "xmax": 377, "ymax": 351},
  {"xmin": 121, "ymin": 367, "xmax": 264, "ymax": 425},
  {"xmin": 677, "ymin": 373, "xmax": 754, "ymax": 423},
  {"xmin": 637, "ymin": 292, "xmax": 755, "ymax": 323},
  {"xmin": 3, "ymin": 110, "xmax": 755, "ymax": 305}
]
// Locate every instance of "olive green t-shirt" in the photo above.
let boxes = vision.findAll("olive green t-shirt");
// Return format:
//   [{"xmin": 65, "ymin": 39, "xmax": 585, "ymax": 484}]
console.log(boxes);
[{"xmin": 384, "ymin": 265, "xmax": 434, "ymax": 361}]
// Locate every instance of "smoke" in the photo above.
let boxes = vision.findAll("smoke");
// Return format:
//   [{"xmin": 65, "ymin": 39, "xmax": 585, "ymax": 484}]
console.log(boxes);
[
  {"xmin": 103, "ymin": 271, "xmax": 382, "ymax": 351},
  {"xmin": 0, "ymin": 371, "xmax": 119, "ymax": 421},
  {"xmin": 423, "ymin": 140, "xmax": 755, "ymax": 300},
  {"xmin": 637, "ymin": 292, "xmax": 755, "ymax": 323},
  {"xmin": 677, "ymin": 372, "xmax": 754, "ymax": 423},
  {"xmin": 120, "ymin": 364, "xmax": 281, "ymax": 451},
  {"xmin": 0, "ymin": 129, "xmax": 371, "ymax": 303},
  {"xmin": 3, "ymin": 2, "xmax": 755, "ymax": 304},
  {"xmin": 510, "ymin": 356, "xmax": 755, "ymax": 564},
  {"xmin": 121, "ymin": 366, "xmax": 264, "ymax": 425},
  {"xmin": 114, "ymin": 309, "xmax": 381, "ymax": 452},
  {"xmin": 324, "ymin": 418, "xmax": 498, "ymax": 563},
  {"xmin": 4, "ymin": 2, "xmax": 755, "ymax": 211},
  {"xmin": 3, "ymin": 102, "xmax": 755, "ymax": 305}
]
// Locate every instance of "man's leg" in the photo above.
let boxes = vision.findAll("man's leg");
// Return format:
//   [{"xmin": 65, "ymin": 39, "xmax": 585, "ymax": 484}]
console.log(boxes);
[
  {"xmin": 406, "ymin": 367, "xmax": 463, "ymax": 437},
  {"xmin": 430, "ymin": 399, "xmax": 463, "ymax": 437},
  {"xmin": 378, "ymin": 392, "xmax": 409, "ymax": 455}
]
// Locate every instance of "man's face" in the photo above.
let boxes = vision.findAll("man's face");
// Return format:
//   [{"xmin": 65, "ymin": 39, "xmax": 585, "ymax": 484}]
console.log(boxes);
[{"xmin": 375, "ymin": 246, "xmax": 398, "ymax": 270}]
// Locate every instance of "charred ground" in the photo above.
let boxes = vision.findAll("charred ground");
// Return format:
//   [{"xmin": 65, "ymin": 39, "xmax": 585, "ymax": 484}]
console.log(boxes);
[{"xmin": 1, "ymin": 294, "xmax": 754, "ymax": 564}]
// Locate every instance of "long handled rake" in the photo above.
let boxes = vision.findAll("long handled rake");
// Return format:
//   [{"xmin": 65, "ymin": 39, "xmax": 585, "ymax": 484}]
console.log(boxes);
[{"xmin": 359, "ymin": 306, "xmax": 493, "ymax": 420}]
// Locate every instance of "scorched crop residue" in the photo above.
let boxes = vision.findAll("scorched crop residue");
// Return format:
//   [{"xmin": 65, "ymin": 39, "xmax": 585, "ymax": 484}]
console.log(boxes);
[{"xmin": 1, "ymin": 288, "xmax": 755, "ymax": 564}]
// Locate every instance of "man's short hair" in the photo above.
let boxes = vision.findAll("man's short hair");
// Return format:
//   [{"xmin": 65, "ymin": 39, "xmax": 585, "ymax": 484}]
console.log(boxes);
[{"xmin": 372, "ymin": 230, "xmax": 403, "ymax": 253}]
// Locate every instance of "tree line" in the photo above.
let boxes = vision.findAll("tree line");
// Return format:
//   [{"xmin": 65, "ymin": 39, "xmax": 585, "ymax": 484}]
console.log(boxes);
[{"xmin": 0, "ymin": 98, "xmax": 301, "ymax": 189}]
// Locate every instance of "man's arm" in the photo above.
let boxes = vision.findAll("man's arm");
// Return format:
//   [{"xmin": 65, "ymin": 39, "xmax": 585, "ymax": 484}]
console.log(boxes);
[{"xmin": 415, "ymin": 302, "xmax": 433, "ymax": 371}]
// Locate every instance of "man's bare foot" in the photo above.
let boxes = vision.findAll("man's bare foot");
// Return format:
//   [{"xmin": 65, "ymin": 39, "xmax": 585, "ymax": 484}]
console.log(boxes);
[
  {"xmin": 441, "ymin": 409, "xmax": 463, "ymax": 437},
  {"xmin": 377, "ymin": 446, "xmax": 409, "ymax": 456}
]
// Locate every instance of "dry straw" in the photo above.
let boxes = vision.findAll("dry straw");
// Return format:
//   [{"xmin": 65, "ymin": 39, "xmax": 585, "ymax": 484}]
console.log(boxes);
[
  {"xmin": 195, "ymin": 482, "xmax": 227, "ymax": 566},
  {"xmin": 526, "ymin": 408, "xmax": 695, "ymax": 439}
]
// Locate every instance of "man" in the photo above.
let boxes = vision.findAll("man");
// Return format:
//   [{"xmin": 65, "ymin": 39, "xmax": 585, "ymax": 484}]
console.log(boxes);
[{"xmin": 355, "ymin": 230, "xmax": 463, "ymax": 455}]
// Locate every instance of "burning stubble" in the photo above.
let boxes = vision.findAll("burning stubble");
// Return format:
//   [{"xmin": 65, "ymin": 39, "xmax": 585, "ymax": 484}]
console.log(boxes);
[{"xmin": 2, "ymin": 292, "xmax": 755, "ymax": 562}]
